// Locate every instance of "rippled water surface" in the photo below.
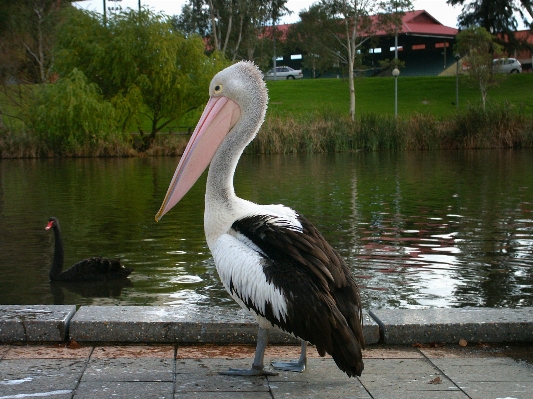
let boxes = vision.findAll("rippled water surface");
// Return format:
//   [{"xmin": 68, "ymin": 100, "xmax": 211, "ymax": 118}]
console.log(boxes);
[{"xmin": 1, "ymin": 150, "xmax": 532, "ymax": 310}]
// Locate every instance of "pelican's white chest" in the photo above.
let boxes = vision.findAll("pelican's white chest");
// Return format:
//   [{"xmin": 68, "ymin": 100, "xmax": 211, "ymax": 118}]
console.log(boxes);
[{"xmin": 203, "ymin": 197, "xmax": 295, "ymax": 324}]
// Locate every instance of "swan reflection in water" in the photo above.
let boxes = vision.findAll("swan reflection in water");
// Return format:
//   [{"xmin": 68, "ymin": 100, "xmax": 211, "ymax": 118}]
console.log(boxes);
[{"xmin": 49, "ymin": 278, "xmax": 133, "ymax": 305}]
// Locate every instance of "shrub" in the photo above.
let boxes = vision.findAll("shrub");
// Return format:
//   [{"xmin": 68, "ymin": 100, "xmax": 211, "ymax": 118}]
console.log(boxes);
[{"xmin": 30, "ymin": 69, "xmax": 124, "ymax": 154}]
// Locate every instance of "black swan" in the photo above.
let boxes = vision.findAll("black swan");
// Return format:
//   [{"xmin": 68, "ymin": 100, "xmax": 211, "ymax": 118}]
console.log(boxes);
[{"xmin": 45, "ymin": 217, "xmax": 133, "ymax": 281}]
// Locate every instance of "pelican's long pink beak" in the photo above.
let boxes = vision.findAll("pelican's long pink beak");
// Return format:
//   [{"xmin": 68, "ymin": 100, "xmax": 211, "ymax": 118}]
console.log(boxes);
[{"xmin": 155, "ymin": 96, "xmax": 241, "ymax": 221}]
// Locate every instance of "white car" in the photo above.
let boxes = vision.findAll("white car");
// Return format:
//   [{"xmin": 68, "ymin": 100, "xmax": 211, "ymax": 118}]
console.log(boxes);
[
  {"xmin": 264, "ymin": 66, "xmax": 303, "ymax": 80},
  {"xmin": 493, "ymin": 58, "xmax": 522, "ymax": 74}
]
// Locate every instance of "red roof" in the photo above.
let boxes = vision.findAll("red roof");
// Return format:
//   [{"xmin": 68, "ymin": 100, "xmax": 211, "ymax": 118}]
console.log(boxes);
[
  {"xmin": 267, "ymin": 10, "xmax": 458, "ymax": 40},
  {"xmin": 373, "ymin": 10, "xmax": 458, "ymax": 37}
]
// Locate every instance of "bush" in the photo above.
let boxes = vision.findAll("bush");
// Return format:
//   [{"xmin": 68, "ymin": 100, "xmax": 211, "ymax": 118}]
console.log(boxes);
[
  {"xmin": 252, "ymin": 104, "xmax": 533, "ymax": 154},
  {"xmin": 446, "ymin": 102, "xmax": 533, "ymax": 149},
  {"xmin": 30, "ymin": 69, "xmax": 125, "ymax": 154}
]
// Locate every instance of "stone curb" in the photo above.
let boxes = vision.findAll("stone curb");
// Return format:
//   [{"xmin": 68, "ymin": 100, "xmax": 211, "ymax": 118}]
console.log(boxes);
[
  {"xmin": 68, "ymin": 306, "xmax": 380, "ymax": 344},
  {"xmin": 0, "ymin": 305, "xmax": 76, "ymax": 342},
  {"xmin": 371, "ymin": 307, "xmax": 533, "ymax": 344},
  {"xmin": 1, "ymin": 305, "xmax": 532, "ymax": 345}
]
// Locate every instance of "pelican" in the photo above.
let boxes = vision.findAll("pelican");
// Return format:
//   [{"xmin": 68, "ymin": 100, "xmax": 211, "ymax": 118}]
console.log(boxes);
[{"xmin": 155, "ymin": 61, "xmax": 364, "ymax": 377}]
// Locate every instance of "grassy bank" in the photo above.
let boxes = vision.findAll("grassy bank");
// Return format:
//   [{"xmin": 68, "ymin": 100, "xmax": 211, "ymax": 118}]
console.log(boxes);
[
  {"xmin": 249, "ymin": 102, "xmax": 533, "ymax": 153},
  {"xmin": 1, "ymin": 74, "xmax": 533, "ymax": 157}
]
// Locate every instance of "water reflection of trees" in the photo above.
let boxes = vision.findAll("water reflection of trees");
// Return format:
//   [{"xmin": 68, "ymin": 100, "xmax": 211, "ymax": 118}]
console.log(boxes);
[{"xmin": 343, "ymin": 150, "xmax": 533, "ymax": 309}]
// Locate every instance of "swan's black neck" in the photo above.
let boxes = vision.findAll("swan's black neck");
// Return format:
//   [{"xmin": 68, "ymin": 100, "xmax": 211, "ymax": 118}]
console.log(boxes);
[{"xmin": 49, "ymin": 224, "xmax": 65, "ymax": 280}]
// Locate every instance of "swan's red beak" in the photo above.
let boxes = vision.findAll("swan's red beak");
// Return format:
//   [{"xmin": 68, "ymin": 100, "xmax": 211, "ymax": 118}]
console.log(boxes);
[
  {"xmin": 155, "ymin": 95, "xmax": 240, "ymax": 221},
  {"xmin": 45, "ymin": 221, "xmax": 54, "ymax": 230}
]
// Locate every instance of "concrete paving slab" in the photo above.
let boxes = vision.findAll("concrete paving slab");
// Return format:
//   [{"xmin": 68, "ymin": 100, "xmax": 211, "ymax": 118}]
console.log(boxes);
[
  {"xmin": 360, "ymin": 358, "xmax": 443, "ymax": 375},
  {"xmin": 0, "ymin": 305, "xmax": 76, "ymax": 342},
  {"xmin": 457, "ymin": 381, "xmax": 533, "ymax": 399},
  {"xmin": 174, "ymin": 392, "xmax": 272, "ymax": 399},
  {"xmin": 268, "ymin": 357, "xmax": 356, "ymax": 382},
  {"xmin": 359, "ymin": 372, "xmax": 456, "ymax": 390},
  {"xmin": 363, "ymin": 346, "xmax": 423, "ymax": 359},
  {"xmin": 0, "ymin": 388, "xmax": 73, "ymax": 399},
  {"xmin": 366, "ymin": 390, "xmax": 469, "ymax": 399},
  {"xmin": 431, "ymin": 358, "xmax": 533, "ymax": 382},
  {"xmin": 270, "ymin": 379, "xmax": 371, "ymax": 399},
  {"xmin": 74, "ymin": 381, "xmax": 173, "ymax": 399},
  {"xmin": 370, "ymin": 307, "xmax": 533, "ymax": 345},
  {"xmin": 70, "ymin": 306, "xmax": 380, "ymax": 345},
  {"xmin": 267, "ymin": 357, "xmax": 370, "ymax": 398},
  {"xmin": 0, "ymin": 358, "xmax": 85, "ymax": 397},
  {"xmin": 82, "ymin": 358, "xmax": 174, "ymax": 382},
  {"xmin": 174, "ymin": 359, "xmax": 270, "ymax": 392},
  {"xmin": 1, "ymin": 343, "xmax": 533, "ymax": 399}
]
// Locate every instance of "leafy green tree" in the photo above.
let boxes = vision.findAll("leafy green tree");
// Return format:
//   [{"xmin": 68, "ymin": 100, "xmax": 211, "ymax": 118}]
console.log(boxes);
[
  {"xmin": 0, "ymin": 0, "xmax": 70, "ymax": 132},
  {"xmin": 0, "ymin": 0, "xmax": 70, "ymax": 84},
  {"xmin": 31, "ymin": 68, "xmax": 119, "ymax": 153},
  {"xmin": 454, "ymin": 26, "xmax": 504, "ymax": 109},
  {"xmin": 172, "ymin": 0, "xmax": 210, "ymax": 37},
  {"xmin": 286, "ymin": 5, "xmax": 340, "ymax": 78},
  {"xmin": 447, "ymin": 0, "xmax": 533, "ymax": 52},
  {"xmin": 53, "ymin": 7, "xmax": 227, "ymax": 151},
  {"xmin": 316, "ymin": 0, "xmax": 413, "ymax": 120}
]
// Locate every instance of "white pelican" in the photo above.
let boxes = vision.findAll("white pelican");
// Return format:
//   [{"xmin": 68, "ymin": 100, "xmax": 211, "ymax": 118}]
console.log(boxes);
[{"xmin": 155, "ymin": 61, "xmax": 364, "ymax": 377}]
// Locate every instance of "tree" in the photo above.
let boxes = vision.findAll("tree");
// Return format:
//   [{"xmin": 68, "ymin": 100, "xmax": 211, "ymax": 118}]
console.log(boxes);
[
  {"xmin": 454, "ymin": 26, "xmax": 504, "ymax": 109},
  {"xmin": 0, "ymin": 0, "xmax": 69, "ymax": 84},
  {"xmin": 317, "ymin": 0, "xmax": 413, "ymax": 120},
  {"xmin": 172, "ymin": 0, "xmax": 210, "ymax": 38},
  {"xmin": 53, "ymin": 7, "xmax": 227, "ymax": 151},
  {"xmin": 286, "ymin": 5, "xmax": 340, "ymax": 78},
  {"xmin": 447, "ymin": 0, "xmax": 533, "ymax": 52},
  {"xmin": 174, "ymin": 0, "xmax": 290, "ymax": 63},
  {"xmin": 31, "ymin": 68, "xmax": 119, "ymax": 152},
  {"xmin": 0, "ymin": 0, "xmax": 70, "ymax": 131}
]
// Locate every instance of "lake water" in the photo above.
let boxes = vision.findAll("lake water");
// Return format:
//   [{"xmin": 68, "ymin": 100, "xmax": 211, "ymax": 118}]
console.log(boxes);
[{"xmin": 1, "ymin": 150, "xmax": 532, "ymax": 311}]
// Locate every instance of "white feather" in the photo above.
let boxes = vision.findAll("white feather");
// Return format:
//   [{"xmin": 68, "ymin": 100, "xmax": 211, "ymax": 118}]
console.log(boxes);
[{"xmin": 212, "ymin": 233, "xmax": 288, "ymax": 323}]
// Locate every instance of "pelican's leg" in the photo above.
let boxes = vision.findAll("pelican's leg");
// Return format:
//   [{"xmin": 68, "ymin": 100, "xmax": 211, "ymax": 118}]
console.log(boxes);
[
  {"xmin": 219, "ymin": 327, "xmax": 278, "ymax": 376},
  {"xmin": 271, "ymin": 340, "xmax": 307, "ymax": 372}
]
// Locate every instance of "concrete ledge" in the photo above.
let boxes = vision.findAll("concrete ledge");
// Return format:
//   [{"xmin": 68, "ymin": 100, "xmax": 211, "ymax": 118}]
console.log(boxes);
[
  {"xmin": 0, "ymin": 305, "xmax": 76, "ymax": 342},
  {"xmin": 3, "ymin": 305, "xmax": 531, "ymax": 346},
  {"xmin": 370, "ymin": 307, "xmax": 533, "ymax": 344},
  {"xmin": 69, "ymin": 306, "xmax": 380, "ymax": 344}
]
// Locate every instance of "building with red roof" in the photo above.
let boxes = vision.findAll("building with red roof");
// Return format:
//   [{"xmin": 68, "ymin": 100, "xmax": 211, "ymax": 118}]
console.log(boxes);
[
  {"xmin": 273, "ymin": 10, "xmax": 460, "ymax": 77},
  {"xmin": 365, "ymin": 10, "xmax": 459, "ymax": 76}
]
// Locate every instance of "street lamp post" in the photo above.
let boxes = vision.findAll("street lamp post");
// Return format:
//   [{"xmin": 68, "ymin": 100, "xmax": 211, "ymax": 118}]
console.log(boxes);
[
  {"xmin": 455, "ymin": 53, "xmax": 460, "ymax": 110},
  {"xmin": 392, "ymin": 68, "xmax": 400, "ymax": 118}
]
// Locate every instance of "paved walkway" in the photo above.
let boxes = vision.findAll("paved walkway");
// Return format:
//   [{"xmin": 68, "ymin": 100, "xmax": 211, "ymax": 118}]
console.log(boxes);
[{"xmin": 1, "ymin": 343, "xmax": 533, "ymax": 399}]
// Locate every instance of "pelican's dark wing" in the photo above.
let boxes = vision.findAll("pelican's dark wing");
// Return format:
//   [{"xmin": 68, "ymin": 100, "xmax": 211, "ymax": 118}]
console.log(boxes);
[{"xmin": 228, "ymin": 213, "xmax": 365, "ymax": 377}]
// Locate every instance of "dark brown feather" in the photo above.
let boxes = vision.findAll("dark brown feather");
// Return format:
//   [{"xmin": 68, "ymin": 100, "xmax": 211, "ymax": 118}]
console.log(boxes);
[{"xmin": 231, "ymin": 213, "xmax": 364, "ymax": 377}]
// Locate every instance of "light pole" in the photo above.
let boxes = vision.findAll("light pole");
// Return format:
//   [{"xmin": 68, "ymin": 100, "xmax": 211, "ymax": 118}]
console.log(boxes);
[
  {"xmin": 392, "ymin": 68, "xmax": 400, "ymax": 118},
  {"xmin": 455, "ymin": 53, "xmax": 460, "ymax": 110}
]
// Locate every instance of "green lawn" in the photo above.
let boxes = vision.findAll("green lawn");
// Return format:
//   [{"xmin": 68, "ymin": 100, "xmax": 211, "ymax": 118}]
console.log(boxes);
[{"xmin": 266, "ymin": 73, "xmax": 533, "ymax": 119}]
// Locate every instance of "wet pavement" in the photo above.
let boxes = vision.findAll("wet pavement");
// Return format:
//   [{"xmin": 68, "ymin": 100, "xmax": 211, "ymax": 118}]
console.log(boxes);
[{"xmin": 1, "ymin": 342, "xmax": 533, "ymax": 399}]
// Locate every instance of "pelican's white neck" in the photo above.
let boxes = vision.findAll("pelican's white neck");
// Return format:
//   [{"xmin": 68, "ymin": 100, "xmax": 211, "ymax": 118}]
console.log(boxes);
[{"xmin": 202, "ymin": 61, "xmax": 268, "ymax": 246}]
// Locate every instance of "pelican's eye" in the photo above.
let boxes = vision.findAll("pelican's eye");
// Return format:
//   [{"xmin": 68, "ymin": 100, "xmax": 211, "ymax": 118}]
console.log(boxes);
[{"xmin": 214, "ymin": 84, "xmax": 223, "ymax": 94}]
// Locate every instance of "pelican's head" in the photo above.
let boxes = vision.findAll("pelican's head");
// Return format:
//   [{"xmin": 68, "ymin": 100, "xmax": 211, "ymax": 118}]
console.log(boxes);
[{"xmin": 155, "ymin": 61, "xmax": 268, "ymax": 221}]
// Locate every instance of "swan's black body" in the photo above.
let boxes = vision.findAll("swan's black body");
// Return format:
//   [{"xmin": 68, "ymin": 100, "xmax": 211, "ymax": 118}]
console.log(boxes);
[{"xmin": 46, "ymin": 217, "xmax": 133, "ymax": 282}]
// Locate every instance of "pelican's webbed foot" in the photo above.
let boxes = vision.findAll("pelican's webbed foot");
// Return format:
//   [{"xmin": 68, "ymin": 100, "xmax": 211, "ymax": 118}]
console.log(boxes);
[
  {"xmin": 271, "ymin": 359, "xmax": 306, "ymax": 372},
  {"xmin": 271, "ymin": 340, "xmax": 307, "ymax": 373},
  {"xmin": 219, "ymin": 327, "xmax": 279, "ymax": 377}
]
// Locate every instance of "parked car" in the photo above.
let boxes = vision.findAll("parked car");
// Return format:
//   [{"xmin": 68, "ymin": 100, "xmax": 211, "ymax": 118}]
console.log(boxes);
[
  {"xmin": 264, "ymin": 66, "xmax": 303, "ymax": 80},
  {"xmin": 493, "ymin": 58, "xmax": 522, "ymax": 74}
]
